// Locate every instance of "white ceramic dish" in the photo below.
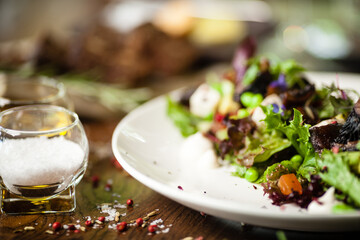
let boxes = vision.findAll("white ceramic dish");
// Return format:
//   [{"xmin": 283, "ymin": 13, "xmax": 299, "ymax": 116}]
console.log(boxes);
[{"xmin": 112, "ymin": 72, "xmax": 360, "ymax": 232}]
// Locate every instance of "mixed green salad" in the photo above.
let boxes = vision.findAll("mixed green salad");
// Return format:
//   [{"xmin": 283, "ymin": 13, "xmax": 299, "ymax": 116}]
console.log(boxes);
[{"xmin": 167, "ymin": 38, "xmax": 360, "ymax": 212}]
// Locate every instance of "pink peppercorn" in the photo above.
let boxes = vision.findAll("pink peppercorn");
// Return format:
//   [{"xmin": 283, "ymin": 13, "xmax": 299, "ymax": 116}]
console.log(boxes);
[
  {"xmin": 85, "ymin": 220, "xmax": 93, "ymax": 227},
  {"xmin": 126, "ymin": 199, "xmax": 133, "ymax": 206},
  {"xmin": 68, "ymin": 224, "xmax": 76, "ymax": 230},
  {"xmin": 148, "ymin": 224, "xmax": 157, "ymax": 233},
  {"xmin": 74, "ymin": 229, "xmax": 80, "ymax": 234},
  {"xmin": 98, "ymin": 216, "xmax": 105, "ymax": 222},
  {"xmin": 116, "ymin": 222, "xmax": 127, "ymax": 232},
  {"xmin": 91, "ymin": 175, "xmax": 100, "ymax": 187},
  {"xmin": 52, "ymin": 222, "xmax": 62, "ymax": 231},
  {"xmin": 135, "ymin": 218, "xmax": 143, "ymax": 226},
  {"xmin": 105, "ymin": 183, "xmax": 112, "ymax": 191}
]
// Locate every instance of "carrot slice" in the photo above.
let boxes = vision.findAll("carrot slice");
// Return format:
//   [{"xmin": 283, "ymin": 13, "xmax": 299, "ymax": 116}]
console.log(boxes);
[{"xmin": 278, "ymin": 173, "xmax": 303, "ymax": 195}]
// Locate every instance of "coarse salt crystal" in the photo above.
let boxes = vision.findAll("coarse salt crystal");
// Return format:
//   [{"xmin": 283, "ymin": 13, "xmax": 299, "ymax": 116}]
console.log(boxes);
[
  {"xmin": 150, "ymin": 218, "xmax": 163, "ymax": 225},
  {"xmin": 0, "ymin": 136, "xmax": 85, "ymax": 194},
  {"xmin": 113, "ymin": 203, "xmax": 127, "ymax": 209},
  {"xmin": 128, "ymin": 223, "xmax": 137, "ymax": 227},
  {"xmin": 108, "ymin": 223, "xmax": 117, "ymax": 229}
]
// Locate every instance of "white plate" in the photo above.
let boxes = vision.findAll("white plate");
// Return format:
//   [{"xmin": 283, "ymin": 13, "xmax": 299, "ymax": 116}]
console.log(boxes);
[{"xmin": 112, "ymin": 72, "xmax": 360, "ymax": 232}]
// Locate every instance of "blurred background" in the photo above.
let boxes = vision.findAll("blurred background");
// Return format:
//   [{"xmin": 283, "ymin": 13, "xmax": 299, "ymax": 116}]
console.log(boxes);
[{"xmin": 0, "ymin": 0, "xmax": 359, "ymax": 118}]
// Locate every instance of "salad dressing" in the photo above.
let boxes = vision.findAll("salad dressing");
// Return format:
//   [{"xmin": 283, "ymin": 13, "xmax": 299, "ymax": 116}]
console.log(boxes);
[
  {"xmin": 179, "ymin": 132, "xmax": 219, "ymax": 169},
  {"xmin": 307, "ymin": 187, "xmax": 338, "ymax": 214}
]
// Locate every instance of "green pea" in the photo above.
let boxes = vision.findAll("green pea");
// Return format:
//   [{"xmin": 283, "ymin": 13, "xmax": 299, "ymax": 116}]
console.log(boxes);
[
  {"xmin": 240, "ymin": 92, "xmax": 263, "ymax": 108},
  {"xmin": 240, "ymin": 92, "xmax": 254, "ymax": 108},
  {"xmin": 245, "ymin": 167, "xmax": 259, "ymax": 182},
  {"xmin": 290, "ymin": 155, "xmax": 303, "ymax": 163},
  {"xmin": 237, "ymin": 109, "xmax": 250, "ymax": 119},
  {"xmin": 252, "ymin": 93, "xmax": 263, "ymax": 107}
]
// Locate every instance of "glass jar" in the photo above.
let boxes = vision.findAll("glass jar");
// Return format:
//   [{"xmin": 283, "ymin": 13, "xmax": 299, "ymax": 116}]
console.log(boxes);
[{"xmin": 0, "ymin": 105, "xmax": 88, "ymax": 214}]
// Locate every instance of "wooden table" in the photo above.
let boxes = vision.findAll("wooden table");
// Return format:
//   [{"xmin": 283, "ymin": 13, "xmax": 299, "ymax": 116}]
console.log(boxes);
[{"xmin": 1, "ymin": 68, "xmax": 359, "ymax": 239}]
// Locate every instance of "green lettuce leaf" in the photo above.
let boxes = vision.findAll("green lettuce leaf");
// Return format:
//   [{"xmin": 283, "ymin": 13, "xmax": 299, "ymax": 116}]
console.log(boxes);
[
  {"xmin": 242, "ymin": 56, "xmax": 305, "ymax": 87},
  {"xmin": 261, "ymin": 105, "xmax": 316, "ymax": 179},
  {"xmin": 256, "ymin": 157, "xmax": 302, "ymax": 183},
  {"xmin": 166, "ymin": 96, "xmax": 201, "ymax": 137},
  {"xmin": 237, "ymin": 132, "xmax": 291, "ymax": 163},
  {"xmin": 297, "ymin": 148, "xmax": 316, "ymax": 180},
  {"xmin": 261, "ymin": 106, "xmax": 312, "ymax": 157},
  {"xmin": 317, "ymin": 150, "xmax": 360, "ymax": 207},
  {"xmin": 276, "ymin": 59, "xmax": 305, "ymax": 88},
  {"xmin": 243, "ymin": 63, "xmax": 260, "ymax": 86},
  {"xmin": 315, "ymin": 84, "xmax": 356, "ymax": 119}
]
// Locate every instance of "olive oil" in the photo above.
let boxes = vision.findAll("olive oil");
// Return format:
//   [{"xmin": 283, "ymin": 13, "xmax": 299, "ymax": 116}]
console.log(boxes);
[{"xmin": 1, "ymin": 184, "xmax": 76, "ymax": 214}]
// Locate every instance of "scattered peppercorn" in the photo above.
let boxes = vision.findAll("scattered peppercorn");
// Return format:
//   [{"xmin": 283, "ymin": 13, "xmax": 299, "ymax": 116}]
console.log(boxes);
[
  {"xmin": 85, "ymin": 220, "xmax": 93, "ymax": 227},
  {"xmin": 126, "ymin": 199, "xmax": 134, "ymax": 206},
  {"xmin": 135, "ymin": 218, "xmax": 143, "ymax": 227},
  {"xmin": 116, "ymin": 222, "xmax": 127, "ymax": 232},
  {"xmin": 52, "ymin": 222, "xmax": 62, "ymax": 231},
  {"xmin": 68, "ymin": 224, "xmax": 76, "ymax": 230},
  {"xmin": 98, "ymin": 216, "xmax": 106, "ymax": 222},
  {"xmin": 105, "ymin": 183, "xmax": 112, "ymax": 191},
  {"xmin": 91, "ymin": 175, "xmax": 100, "ymax": 187},
  {"xmin": 148, "ymin": 224, "xmax": 157, "ymax": 233}
]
